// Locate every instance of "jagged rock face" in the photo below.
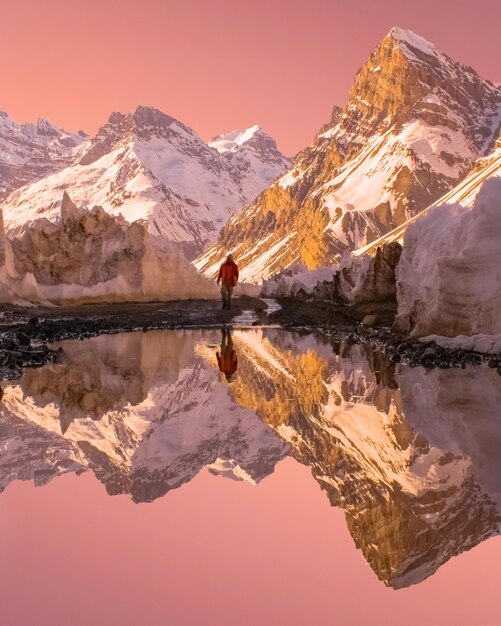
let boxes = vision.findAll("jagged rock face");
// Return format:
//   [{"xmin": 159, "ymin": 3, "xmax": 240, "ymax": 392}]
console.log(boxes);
[
  {"xmin": 0, "ymin": 210, "xmax": 5, "ymax": 268},
  {"xmin": 2, "ymin": 106, "xmax": 289, "ymax": 258},
  {"xmin": 196, "ymin": 27, "xmax": 501, "ymax": 283},
  {"xmin": 1, "ymin": 191, "xmax": 217, "ymax": 304},
  {"xmin": 308, "ymin": 242, "xmax": 402, "ymax": 306},
  {"xmin": 348, "ymin": 242, "xmax": 402, "ymax": 308},
  {"xmin": 0, "ymin": 111, "xmax": 87, "ymax": 200},
  {"xmin": 0, "ymin": 330, "xmax": 289, "ymax": 501},
  {"xmin": 259, "ymin": 243, "xmax": 402, "ymax": 326}
]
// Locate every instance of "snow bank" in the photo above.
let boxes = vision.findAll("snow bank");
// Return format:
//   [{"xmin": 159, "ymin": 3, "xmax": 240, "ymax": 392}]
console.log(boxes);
[
  {"xmin": 396, "ymin": 178, "xmax": 501, "ymax": 337},
  {"xmin": 0, "ymin": 193, "xmax": 217, "ymax": 305},
  {"xmin": 260, "ymin": 264, "xmax": 338, "ymax": 298},
  {"xmin": 419, "ymin": 334, "xmax": 501, "ymax": 355},
  {"xmin": 260, "ymin": 243, "xmax": 401, "ymax": 306}
]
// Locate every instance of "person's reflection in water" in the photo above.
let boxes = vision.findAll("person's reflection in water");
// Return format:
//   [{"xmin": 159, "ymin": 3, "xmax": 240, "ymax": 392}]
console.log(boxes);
[{"xmin": 216, "ymin": 327, "xmax": 238, "ymax": 382}]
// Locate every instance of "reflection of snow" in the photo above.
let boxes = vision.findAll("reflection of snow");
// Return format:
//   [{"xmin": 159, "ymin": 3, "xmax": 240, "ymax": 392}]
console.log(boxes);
[
  {"xmin": 207, "ymin": 458, "xmax": 257, "ymax": 485},
  {"xmin": 0, "ymin": 329, "xmax": 288, "ymax": 500},
  {"xmin": 2, "ymin": 326, "xmax": 501, "ymax": 589}
]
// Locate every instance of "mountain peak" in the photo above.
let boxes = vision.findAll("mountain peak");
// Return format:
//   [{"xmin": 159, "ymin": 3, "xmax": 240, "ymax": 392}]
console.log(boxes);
[
  {"xmin": 36, "ymin": 118, "xmax": 61, "ymax": 137},
  {"xmin": 131, "ymin": 105, "xmax": 178, "ymax": 128},
  {"xmin": 80, "ymin": 105, "xmax": 202, "ymax": 166},
  {"xmin": 103, "ymin": 106, "xmax": 187, "ymax": 135},
  {"xmin": 198, "ymin": 24, "xmax": 501, "ymax": 284},
  {"xmin": 209, "ymin": 125, "xmax": 289, "ymax": 169},
  {"xmin": 209, "ymin": 125, "xmax": 278, "ymax": 155},
  {"xmin": 387, "ymin": 27, "xmax": 440, "ymax": 60}
]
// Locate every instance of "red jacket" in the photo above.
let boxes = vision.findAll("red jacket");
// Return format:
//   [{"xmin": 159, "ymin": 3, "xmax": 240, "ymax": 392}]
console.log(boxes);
[
  {"xmin": 217, "ymin": 350, "xmax": 238, "ymax": 377},
  {"xmin": 218, "ymin": 260, "xmax": 239, "ymax": 286}
]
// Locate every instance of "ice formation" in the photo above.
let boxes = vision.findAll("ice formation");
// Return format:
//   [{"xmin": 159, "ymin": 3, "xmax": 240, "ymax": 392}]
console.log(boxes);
[
  {"xmin": 260, "ymin": 264, "xmax": 339, "ymax": 298},
  {"xmin": 395, "ymin": 178, "xmax": 501, "ymax": 337},
  {"xmin": 0, "ymin": 193, "xmax": 217, "ymax": 304}
]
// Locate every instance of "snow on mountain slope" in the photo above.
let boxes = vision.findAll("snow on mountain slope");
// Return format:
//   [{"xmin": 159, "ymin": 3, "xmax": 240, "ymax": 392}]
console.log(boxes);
[
  {"xmin": 196, "ymin": 27, "xmax": 501, "ymax": 283},
  {"xmin": 0, "ymin": 111, "xmax": 87, "ymax": 200},
  {"xmin": 1, "ymin": 107, "xmax": 289, "ymax": 258},
  {"xmin": 0, "ymin": 330, "xmax": 288, "ymax": 501},
  {"xmin": 210, "ymin": 124, "xmax": 290, "ymax": 204},
  {"xmin": 356, "ymin": 128, "xmax": 501, "ymax": 255}
]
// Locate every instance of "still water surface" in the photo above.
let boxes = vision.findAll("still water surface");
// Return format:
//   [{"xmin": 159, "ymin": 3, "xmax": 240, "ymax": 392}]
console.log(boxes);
[{"xmin": 1, "ymin": 328, "xmax": 501, "ymax": 625}]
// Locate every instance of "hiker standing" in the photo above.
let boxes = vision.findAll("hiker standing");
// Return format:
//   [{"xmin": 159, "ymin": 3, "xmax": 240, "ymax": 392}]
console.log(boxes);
[{"xmin": 217, "ymin": 254, "xmax": 239, "ymax": 310}]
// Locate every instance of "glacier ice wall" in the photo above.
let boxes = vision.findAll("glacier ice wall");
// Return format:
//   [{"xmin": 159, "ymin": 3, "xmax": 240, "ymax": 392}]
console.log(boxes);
[
  {"xmin": 395, "ymin": 178, "xmax": 501, "ymax": 337},
  {"xmin": 0, "ymin": 192, "xmax": 217, "ymax": 304}
]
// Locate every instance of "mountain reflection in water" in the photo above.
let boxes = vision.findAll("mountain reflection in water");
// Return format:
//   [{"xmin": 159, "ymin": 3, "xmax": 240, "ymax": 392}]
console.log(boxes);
[{"xmin": 1, "ymin": 328, "xmax": 501, "ymax": 590}]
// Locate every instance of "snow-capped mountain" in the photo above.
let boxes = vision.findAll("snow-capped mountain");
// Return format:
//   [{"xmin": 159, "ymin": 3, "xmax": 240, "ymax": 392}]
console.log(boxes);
[
  {"xmin": 1, "ymin": 107, "xmax": 289, "ymax": 258},
  {"xmin": 196, "ymin": 27, "xmax": 501, "ymax": 282},
  {"xmin": 0, "ymin": 111, "xmax": 87, "ymax": 199},
  {"xmin": 210, "ymin": 124, "xmax": 290, "ymax": 194}
]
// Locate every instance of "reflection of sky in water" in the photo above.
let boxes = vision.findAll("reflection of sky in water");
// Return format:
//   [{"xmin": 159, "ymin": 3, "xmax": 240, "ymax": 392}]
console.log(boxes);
[{"xmin": 1, "ymin": 328, "xmax": 501, "ymax": 624}]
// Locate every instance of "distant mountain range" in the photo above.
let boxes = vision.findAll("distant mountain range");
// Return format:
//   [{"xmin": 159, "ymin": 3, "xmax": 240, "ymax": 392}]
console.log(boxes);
[
  {"xmin": 0, "ymin": 111, "xmax": 87, "ymax": 198},
  {"xmin": 1, "ymin": 26, "xmax": 500, "ymax": 286},
  {"xmin": 0, "ymin": 107, "xmax": 289, "ymax": 258}
]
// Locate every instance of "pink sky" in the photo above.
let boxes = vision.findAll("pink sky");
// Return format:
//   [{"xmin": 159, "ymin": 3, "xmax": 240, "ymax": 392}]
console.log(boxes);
[
  {"xmin": 0, "ymin": 0, "xmax": 501, "ymax": 154},
  {"xmin": 2, "ymin": 458, "xmax": 501, "ymax": 626},
  {"xmin": 1, "ymin": 0, "xmax": 499, "ymax": 154}
]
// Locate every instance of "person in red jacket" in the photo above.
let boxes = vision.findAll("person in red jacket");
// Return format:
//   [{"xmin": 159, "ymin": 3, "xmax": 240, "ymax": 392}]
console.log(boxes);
[
  {"xmin": 217, "ymin": 253, "xmax": 239, "ymax": 310},
  {"xmin": 216, "ymin": 328, "xmax": 238, "ymax": 382}
]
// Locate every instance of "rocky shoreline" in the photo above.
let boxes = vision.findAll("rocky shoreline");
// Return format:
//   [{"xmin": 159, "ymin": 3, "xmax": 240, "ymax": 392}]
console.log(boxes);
[
  {"xmin": 0, "ymin": 297, "xmax": 498, "ymax": 383},
  {"xmin": 269, "ymin": 299, "xmax": 500, "ymax": 372}
]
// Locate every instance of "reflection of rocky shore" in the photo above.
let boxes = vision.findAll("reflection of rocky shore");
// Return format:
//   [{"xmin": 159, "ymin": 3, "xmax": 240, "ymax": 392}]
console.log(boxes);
[
  {"xmin": 20, "ymin": 331, "xmax": 194, "ymax": 430},
  {"xmin": 2, "ymin": 328, "xmax": 501, "ymax": 589}
]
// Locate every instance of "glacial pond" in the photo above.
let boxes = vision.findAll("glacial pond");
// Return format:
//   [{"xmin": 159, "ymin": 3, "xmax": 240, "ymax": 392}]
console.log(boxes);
[{"xmin": 1, "ymin": 328, "xmax": 501, "ymax": 626}]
